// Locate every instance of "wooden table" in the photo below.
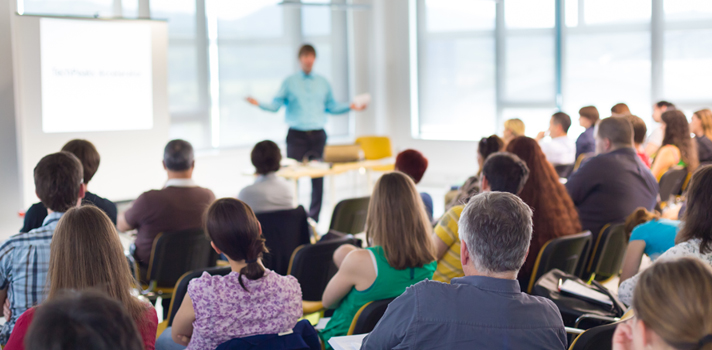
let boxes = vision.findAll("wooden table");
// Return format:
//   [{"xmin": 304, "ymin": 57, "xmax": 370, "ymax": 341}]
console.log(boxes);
[{"xmin": 276, "ymin": 159, "xmax": 394, "ymax": 208}]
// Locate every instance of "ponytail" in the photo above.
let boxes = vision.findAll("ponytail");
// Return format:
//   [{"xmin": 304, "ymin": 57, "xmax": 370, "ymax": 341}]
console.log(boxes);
[{"xmin": 205, "ymin": 198, "xmax": 268, "ymax": 292}]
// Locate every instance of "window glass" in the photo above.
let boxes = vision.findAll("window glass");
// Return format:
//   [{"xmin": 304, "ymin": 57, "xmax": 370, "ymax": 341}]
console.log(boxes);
[
  {"xmin": 663, "ymin": 29, "xmax": 712, "ymax": 101},
  {"xmin": 501, "ymin": 108, "xmax": 559, "ymax": 138},
  {"xmin": 21, "ymin": 0, "xmax": 112, "ymax": 17},
  {"xmin": 664, "ymin": 0, "xmax": 712, "ymax": 21},
  {"xmin": 425, "ymin": 0, "xmax": 495, "ymax": 32},
  {"xmin": 302, "ymin": 0, "xmax": 331, "ymax": 36},
  {"xmin": 504, "ymin": 35, "xmax": 555, "ymax": 101},
  {"xmin": 505, "ymin": 0, "xmax": 555, "ymax": 29},
  {"xmin": 583, "ymin": 0, "xmax": 651, "ymax": 25},
  {"xmin": 565, "ymin": 0, "xmax": 578, "ymax": 27}
]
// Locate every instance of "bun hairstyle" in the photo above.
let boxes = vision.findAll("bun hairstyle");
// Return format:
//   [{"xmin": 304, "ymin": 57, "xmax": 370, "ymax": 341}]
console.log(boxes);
[
  {"xmin": 478, "ymin": 135, "xmax": 505, "ymax": 160},
  {"xmin": 205, "ymin": 198, "xmax": 267, "ymax": 291}
]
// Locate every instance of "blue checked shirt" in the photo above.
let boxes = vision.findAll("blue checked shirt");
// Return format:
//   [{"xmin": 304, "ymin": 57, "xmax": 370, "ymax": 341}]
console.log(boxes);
[
  {"xmin": 258, "ymin": 71, "xmax": 351, "ymax": 131},
  {"xmin": 0, "ymin": 211, "xmax": 62, "ymax": 344}
]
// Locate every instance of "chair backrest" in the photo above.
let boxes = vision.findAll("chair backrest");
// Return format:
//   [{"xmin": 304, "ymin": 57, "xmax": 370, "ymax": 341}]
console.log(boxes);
[
  {"xmin": 355, "ymin": 136, "xmax": 392, "ymax": 160},
  {"xmin": 329, "ymin": 197, "xmax": 370, "ymax": 234},
  {"xmin": 659, "ymin": 167, "xmax": 688, "ymax": 202},
  {"xmin": 585, "ymin": 224, "xmax": 628, "ymax": 281},
  {"xmin": 215, "ymin": 319, "xmax": 320, "ymax": 350},
  {"xmin": 256, "ymin": 206, "xmax": 311, "ymax": 276},
  {"xmin": 573, "ymin": 153, "xmax": 594, "ymax": 172},
  {"xmin": 147, "ymin": 228, "xmax": 218, "ymax": 288},
  {"xmin": 288, "ymin": 237, "xmax": 361, "ymax": 301},
  {"xmin": 347, "ymin": 298, "xmax": 396, "ymax": 335},
  {"xmin": 554, "ymin": 164, "xmax": 574, "ymax": 178},
  {"xmin": 167, "ymin": 266, "xmax": 231, "ymax": 326},
  {"xmin": 528, "ymin": 231, "xmax": 592, "ymax": 293},
  {"xmin": 568, "ymin": 322, "xmax": 618, "ymax": 350}
]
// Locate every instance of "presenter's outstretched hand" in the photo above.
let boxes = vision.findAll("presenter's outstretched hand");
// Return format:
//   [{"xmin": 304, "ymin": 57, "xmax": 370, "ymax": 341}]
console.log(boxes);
[
  {"xmin": 246, "ymin": 97, "xmax": 259, "ymax": 106},
  {"xmin": 351, "ymin": 103, "xmax": 367, "ymax": 111}
]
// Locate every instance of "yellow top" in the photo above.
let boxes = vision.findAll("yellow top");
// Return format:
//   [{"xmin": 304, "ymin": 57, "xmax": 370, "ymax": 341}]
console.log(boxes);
[{"xmin": 433, "ymin": 205, "xmax": 465, "ymax": 283}]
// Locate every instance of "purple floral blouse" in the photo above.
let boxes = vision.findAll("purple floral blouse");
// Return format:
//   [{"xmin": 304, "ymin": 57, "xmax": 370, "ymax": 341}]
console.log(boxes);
[{"xmin": 186, "ymin": 269, "xmax": 303, "ymax": 350}]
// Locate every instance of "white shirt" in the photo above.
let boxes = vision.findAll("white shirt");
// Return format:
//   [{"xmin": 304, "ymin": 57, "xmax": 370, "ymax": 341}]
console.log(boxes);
[
  {"xmin": 539, "ymin": 135, "xmax": 576, "ymax": 165},
  {"xmin": 164, "ymin": 178, "xmax": 198, "ymax": 188},
  {"xmin": 645, "ymin": 125, "xmax": 664, "ymax": 149},
  {"xmin": 237, "ymin": 173, "xmax": 294, "ymax": 214}
]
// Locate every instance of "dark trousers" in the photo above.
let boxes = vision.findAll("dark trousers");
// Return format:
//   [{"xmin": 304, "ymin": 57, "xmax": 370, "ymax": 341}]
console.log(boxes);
[{"xmin": 286, "ymin": 128, "xmax": 327, "ymax": 221}]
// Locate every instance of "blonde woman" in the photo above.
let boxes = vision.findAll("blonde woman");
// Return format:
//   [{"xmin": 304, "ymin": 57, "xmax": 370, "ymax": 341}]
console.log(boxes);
[
  {"xmin": 5, "ymin": 205, "xmax": 157, "ymax": 350},
  {"xmin": 503, "ymin": 118, "xmax": 525, "ymax": 146},
  {"xmin": 692, "ymin": 108, "xmax": 712, "ymax": 163},
  {"xmin": 319, "ymin": 172, "xmax": 436, "ymax": 349},
  {"xmin": 613, "ymin": 257, "xmax": 712, "ymax": 350}
]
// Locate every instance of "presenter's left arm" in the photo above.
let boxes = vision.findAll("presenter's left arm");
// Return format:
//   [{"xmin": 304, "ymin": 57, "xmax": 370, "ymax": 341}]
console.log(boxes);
[{"xmin": 324, "ymin": 82, "xmax": 366, "ymax": 114}]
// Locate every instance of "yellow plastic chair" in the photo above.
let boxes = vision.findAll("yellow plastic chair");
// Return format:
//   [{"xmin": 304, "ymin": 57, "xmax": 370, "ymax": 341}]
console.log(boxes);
[{"xmin": 355, "ymin": 136, "xmax": 392, "ymax": 160}]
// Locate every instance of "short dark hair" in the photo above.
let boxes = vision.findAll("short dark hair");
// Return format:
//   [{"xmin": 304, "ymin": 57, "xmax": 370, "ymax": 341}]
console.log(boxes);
[
  {"xmin": 395, "ymin": 149, "xmax": 428, "ymax": 184},
  {"xmin": 34, "ymin": 152, "xmax": 83, "ymax": 212},
  {"xmin": 61, "ymin": 139, "xmax": 100, "ymax": 184},
  {"xmin": 298, "ymin": 44, "xmax": 316, "ymax": 58},
  {"xmin": 597, "ymin": 116, "xmax": 633, "ymax": 147},
  {"xmin": 163, "ymin": 139, "xmax": 194, "ymax": 171},
  {"xmin": 482, "ymin": 152, "xmax": 530, "ymax": 195},
  {"xmin": 552, "ymin": 112, "xmax": 572, "ymax": 133},
  {"xmin": 26, "ymin": 291, "xmax": 143, "ymax": 350},
  {"xmin": 625, "ymin": 114, "xmax": 648, "ymax": 144},
  {"xmin": 251, "ymin": 140, "xmax": 282, "ymax": 175},
  {"xmin": 656, "ymin": 101, "xmax": 676, "ymax": 109},
  {"xmin": 579, "ymin": 106, "xmax": 600, "ymax": 124},
  {"xmin": 478, "ymin": 135, "xmax": 504, "ymax": 160},
  {"xmin": 611, "ymin": 103, "xmax": 631, "ymax": 115}
]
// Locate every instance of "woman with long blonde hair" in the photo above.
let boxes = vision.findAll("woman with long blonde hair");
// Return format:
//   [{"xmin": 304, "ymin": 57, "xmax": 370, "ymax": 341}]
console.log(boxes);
[
  {"xmin": 5, "ymin": 205, "xmax": 158, "ymax": 350},
  {"xmin": 613, "ymin": 257, "xmax": 712, "ymax": 350},
  {"xmin": 319, "ymin": 172, "xmax": 436, "ymax": 349}
]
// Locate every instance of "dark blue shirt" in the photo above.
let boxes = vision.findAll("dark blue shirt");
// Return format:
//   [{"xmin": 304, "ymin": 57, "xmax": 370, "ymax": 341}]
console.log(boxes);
[
  {"xmin": 420, "ymin": 192, "xmax": 433, "ymax": 223},
  {"xmin": 575, "ymin": 126, "xmax": 596, "ymax": 162},
  {"xmin": 697, "ymin": 135, "xmax": 712, "ymax": 163},
  {"xmin": 566, "ymin": 147, "xmax": 658, "ymax": 239},
  {"xmin": 361, "ymin": 276, "xmax": 567, "ymax": 350}
]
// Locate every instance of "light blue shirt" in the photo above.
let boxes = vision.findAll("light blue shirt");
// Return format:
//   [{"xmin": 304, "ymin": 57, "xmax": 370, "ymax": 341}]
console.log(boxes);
[
  {"xmin": 259, "ymin": 71, "xmax": 351, "ymax": 131},
  {"xmin": 629, "ymin": 218, "xmax": 680, "ymax": 260}
]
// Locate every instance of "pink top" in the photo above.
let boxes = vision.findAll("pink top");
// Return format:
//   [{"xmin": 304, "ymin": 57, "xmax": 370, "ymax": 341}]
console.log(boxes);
[{"xmin": 187, "ymin": 269, "xmax": 302, "ymax": 350}]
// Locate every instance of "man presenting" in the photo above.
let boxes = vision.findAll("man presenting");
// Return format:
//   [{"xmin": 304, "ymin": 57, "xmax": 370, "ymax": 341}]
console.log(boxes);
[{"xmin": 247, "ymin": 44, "xmax": 366, "ymax": 222}]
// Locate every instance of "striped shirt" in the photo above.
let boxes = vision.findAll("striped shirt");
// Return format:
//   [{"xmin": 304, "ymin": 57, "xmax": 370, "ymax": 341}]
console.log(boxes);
[
  {"xmin": 433, "ymin": 205, "xmax": 465, "ymax": 283},
  {"xmin": 0, "ymin": 211, "xmax": 62, "ymax": 344}
]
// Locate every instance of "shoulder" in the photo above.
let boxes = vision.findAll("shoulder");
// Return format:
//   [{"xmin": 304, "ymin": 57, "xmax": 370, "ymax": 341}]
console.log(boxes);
[
  {"xmin": 265, "ymin": 271, "xmax": 302, "ymax": 295},
  {"xmin": 520, "ymin": 293, "xmax": 565, "ymax": 324},
  {"xmin": 658, "ymin": 145, "xmax": 680, "ymax": 156},
  {"xmin": 660, "ymin": 240, "xmax": 702, "ymax": 259}
]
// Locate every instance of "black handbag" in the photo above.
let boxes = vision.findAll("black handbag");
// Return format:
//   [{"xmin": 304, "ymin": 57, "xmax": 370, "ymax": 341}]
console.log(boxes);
[{"xmin": 532, "ymin": 269, "xmax": 627, "ymax": 328}]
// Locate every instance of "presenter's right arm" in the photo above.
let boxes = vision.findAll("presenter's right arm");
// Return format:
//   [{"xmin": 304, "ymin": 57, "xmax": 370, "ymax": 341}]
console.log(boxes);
[{"xmin": 246, "ymin": 80, "xmax": 289, "ymax": 112}]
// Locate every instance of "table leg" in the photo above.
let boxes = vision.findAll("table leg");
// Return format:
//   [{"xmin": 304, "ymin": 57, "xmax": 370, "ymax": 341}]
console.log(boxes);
[
  {"xmin": 367, "ymin": 169, "xmax": 374, "ymax": 194},
  {"xmin": 330, "ymin": 175, "xmax": 336, "ymax": 212}
]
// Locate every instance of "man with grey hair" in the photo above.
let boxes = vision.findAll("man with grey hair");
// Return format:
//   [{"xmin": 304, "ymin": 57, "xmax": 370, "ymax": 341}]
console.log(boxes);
[{"xmin": 361, "ymin": 192, "xmax": 566, "ymax": 349}]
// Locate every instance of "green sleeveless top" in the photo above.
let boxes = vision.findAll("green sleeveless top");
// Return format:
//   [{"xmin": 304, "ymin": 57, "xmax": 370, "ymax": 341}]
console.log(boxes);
[{"xmin": 319, "ymin": 246, "xmax": 436, "ymax": 348}]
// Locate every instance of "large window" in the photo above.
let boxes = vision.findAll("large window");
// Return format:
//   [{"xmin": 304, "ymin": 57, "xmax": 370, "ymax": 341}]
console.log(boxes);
[
  {"xmin": 18, "ymin": 0, "xmax": 356, "ymax": 150},
  {"xmin": 413, "ymin": 0, "xmax": 712, "ymax": 141}
]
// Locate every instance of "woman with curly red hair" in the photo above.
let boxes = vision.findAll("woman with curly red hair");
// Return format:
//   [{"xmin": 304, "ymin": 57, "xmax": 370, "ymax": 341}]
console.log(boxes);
[{"xmin": 506, "ymin": 136, "xmax": 582, "ymax": 287}]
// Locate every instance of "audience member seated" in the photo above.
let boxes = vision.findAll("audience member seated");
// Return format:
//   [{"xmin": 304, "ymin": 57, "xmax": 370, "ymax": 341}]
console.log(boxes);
[
  {"xmin": 650, "ymin": 110, "xmax": 699, "ymax": 180},
  {"xmin": 503, "ymin": 118, "xmax": 525, "ymax": 147},
  {"xmin": 611, "ymin": 102, "xmax": 631, "ymax": 117},
  {"xmin": 238, "ymin": 140, "xmax": 294, "ymax": 213},
  {"xmin": 691, "ymin": 108, "xmax": 712, "ymax": 164},
  {"xmin": 5, "ymin": 206, "xmax": 158, "ymax": 350},
  {"xmin": 395, "ymin": 149, "xmax": 433, "ymax": 222},
  {"xmin": 507, "ymin": 137, "xmax": 581, "ymax": 287},
  {"xmin": 445, "ymin": 135, "xmax": 504, "ymax": 211},
  {"xmin": 613, "ymin": 257, "xmax": 712, "ymax": 350},
  {"xmin": 566, "ymin": 117, "xmax": 658, "ymax": 241},
  {"xmin": 535, "ymin": 112, "xmax": 576, "ymax": 166},
  {"xmin": 0, "ymin": 152, "xmax": 84, "ymax": 344},
  {"xmin": 20, "ymin": 139, "xmax": 116, "ymax": 232},
  {"xmin": 156, "ymin": 198, "xmax": 302, "ymax": 350},
  {"xmin": 319, "ymin": 172, "xmax": 436, "ymax": 348},
  {"xmin": 362, "ymin": 192, "xmax": 567, "ymax": 350},
  {"xmin": 576, "ymin": 106, "xmax": 599, "ymax": 161},
  {"xmin": 118, "ymin": 139, "xmax": 215, "ymax": 268},
  {"xmin": 433, "ymin": 152, "xmax": 529, "ymax": 283},
  {"xmin": 644, "ymin": 101, "xmax": 676, "ymax": 157},
  {"xmin": 24, "ymin": 291, "xmax": 144, "ymax": 350},
  {"xmin": 625, "ymin": 114, "xmax": 652, "ymax": 167},
  {"xmin": 618, "ymin": 165, "xmax": 712, "ymax": 305},
  {"xmin": 619, "ymin": 208, "xmax": 679, "ymax": 284}
]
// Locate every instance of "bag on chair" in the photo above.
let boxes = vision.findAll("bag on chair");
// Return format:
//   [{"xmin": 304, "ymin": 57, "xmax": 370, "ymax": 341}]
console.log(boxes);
[{"xmin": 532, "ymin": 269, "xmax": 627, "ymax": 329}]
